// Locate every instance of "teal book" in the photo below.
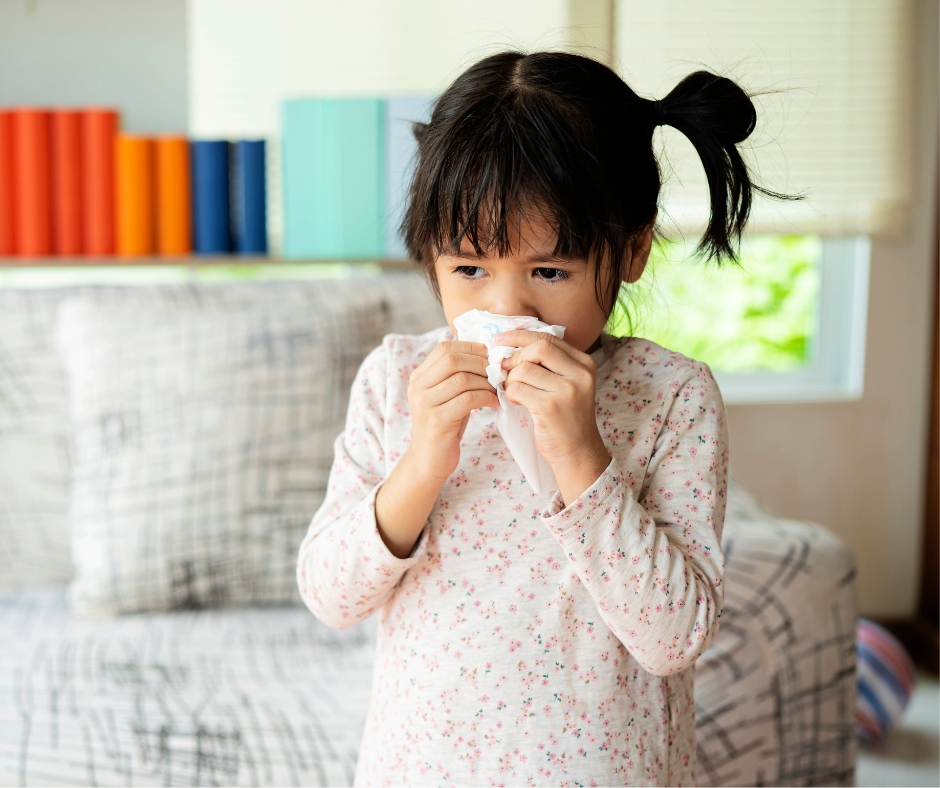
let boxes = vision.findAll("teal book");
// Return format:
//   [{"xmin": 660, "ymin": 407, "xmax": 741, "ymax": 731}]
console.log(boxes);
[{"xmin": 282, "ymin": 98, "xmax": 385, "ymax": 259}]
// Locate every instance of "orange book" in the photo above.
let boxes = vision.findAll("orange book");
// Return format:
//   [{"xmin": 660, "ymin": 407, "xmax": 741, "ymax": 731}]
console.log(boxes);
[
  {"xmin": 51, "ymin": 109, "xmax": 83, "ymax": 256},
  {"xmin": 81, "ymin": 108, "xmax": 118, "ymax": 256},
  {"xmin": 0, "ymin": 111, "xmax": 14, "ymax": 256},
  {"xmin": 115, "ymin": 135, "xmax": 155, "ymax": 257},
  {"xmin": 155, "ymin": 136, "xmax": 191, "ymax": 255},
  {"xmin": 12, "ymin": 108, "xmax": 53, "ymax": 257}
]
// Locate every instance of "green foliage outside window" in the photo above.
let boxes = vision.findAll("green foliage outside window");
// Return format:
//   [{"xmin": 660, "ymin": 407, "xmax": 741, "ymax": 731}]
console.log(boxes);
[{"xmin": 607, "ymin": 234, "xmax": 821, "ymax": 373}]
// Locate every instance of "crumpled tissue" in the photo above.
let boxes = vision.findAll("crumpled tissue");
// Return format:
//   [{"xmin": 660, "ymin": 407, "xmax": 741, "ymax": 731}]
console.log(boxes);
[{"xmin": 453, "ymin": 309, "xmax": 565, "ymax": 494}]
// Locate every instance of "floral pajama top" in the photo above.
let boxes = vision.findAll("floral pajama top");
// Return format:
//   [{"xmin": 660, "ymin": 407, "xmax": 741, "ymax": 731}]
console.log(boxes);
[{"xmin": 297, "ymin": 329, "xmax": 729, "ymax": 787}]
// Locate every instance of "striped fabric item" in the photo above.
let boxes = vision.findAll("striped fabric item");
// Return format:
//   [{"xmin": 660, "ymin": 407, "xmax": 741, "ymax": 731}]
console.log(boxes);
[{"xmin": 856, "ymin": 618, "xmax": 917, "ymax": 742}]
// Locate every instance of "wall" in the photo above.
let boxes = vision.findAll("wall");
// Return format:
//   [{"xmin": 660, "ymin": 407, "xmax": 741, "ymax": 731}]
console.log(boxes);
[
  {"xmin": 726, "ymin": 0, "xmax": 939, "ymax": 618},
  {"xmin": 187, "ymin": 0, "xmax": 582, "ymax": 137},
  {"xmin": 0, "ymin": 0, "xmax": 187, "ymax": 133}
]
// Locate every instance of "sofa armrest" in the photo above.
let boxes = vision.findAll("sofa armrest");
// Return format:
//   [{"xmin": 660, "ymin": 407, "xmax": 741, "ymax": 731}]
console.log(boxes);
[{"xmin": 695, "ymin": 503, "xmax": 858, "ymax": 787}]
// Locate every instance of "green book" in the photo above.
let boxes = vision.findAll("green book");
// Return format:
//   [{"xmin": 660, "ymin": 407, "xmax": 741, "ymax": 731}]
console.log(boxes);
[{"xmin": 282, "ymin": 98, "xmax": 385, "ymax": 259}]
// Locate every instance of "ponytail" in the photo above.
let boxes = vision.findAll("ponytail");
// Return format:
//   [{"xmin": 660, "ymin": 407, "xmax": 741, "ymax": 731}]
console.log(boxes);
[{"xmin": 649, "ymin": 71, "xmax": 801, "ymax": 262}]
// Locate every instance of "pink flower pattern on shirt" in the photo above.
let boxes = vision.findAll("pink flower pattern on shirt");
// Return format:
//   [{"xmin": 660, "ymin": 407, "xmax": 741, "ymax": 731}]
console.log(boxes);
[{"xmin": 297, "ymin": 329, "xmax": 729, "ymax": 787}]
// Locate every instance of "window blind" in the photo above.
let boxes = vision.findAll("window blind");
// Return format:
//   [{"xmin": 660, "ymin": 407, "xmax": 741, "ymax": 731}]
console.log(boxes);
[{"xmin": 614, "ymin": 0, "xmax": 916, "ymax": 238}]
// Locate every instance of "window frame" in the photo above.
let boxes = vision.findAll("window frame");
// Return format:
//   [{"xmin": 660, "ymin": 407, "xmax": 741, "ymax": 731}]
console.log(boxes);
[{"xmin": 714, "ymin": 236, "xmax": 870, "ymax": 404}]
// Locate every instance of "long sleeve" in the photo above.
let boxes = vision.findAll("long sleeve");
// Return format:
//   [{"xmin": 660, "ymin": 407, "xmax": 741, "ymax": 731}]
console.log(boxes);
[
  {"xmin": 540, "ymin": 360, "xmax": 729, "ymax": 676},
  {"xmin": 296, "ymin": 339, "xmax": 430, "ymax": 629}
]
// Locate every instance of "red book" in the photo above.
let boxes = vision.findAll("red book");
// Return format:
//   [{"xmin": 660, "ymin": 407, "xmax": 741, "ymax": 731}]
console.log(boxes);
[
  {"xmin": 0, "ymin": 111, "xmax": 13, "ymax": 256},
  {"xmin": 81, "ymin": 108, "xmax": 119, "ymax": 256},
  {"xmin": 52, "ymin": 109, "xmax": 83, "ymax": 256},
  {"xmin": 12, "ymin": 108, "xmax": 53, "ymax": 257}
]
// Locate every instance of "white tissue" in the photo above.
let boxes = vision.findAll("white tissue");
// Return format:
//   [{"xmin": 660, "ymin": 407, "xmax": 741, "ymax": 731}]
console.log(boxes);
[{"xmin": 453, "ymin": 309, "xmax": 565, "ymax": 494}]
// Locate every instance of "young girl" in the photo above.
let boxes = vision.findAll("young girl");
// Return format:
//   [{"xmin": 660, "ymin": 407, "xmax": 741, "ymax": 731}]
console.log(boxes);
[{"xmin": 298, "ymin": 51, "xmax": 790, "ymax": 786}]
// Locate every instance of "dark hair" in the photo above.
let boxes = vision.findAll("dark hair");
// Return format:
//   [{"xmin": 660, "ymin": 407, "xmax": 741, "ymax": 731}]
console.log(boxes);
[{"xmin": 403, "ymin": 50, "xmax": 799, "ymax": 314}]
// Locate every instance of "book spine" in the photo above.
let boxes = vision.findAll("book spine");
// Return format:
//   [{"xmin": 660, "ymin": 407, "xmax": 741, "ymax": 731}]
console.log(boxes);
[
  {"xmin": 115, "ymin": 135, "xmax": 155, "ymax": 257},
  {"xmin": 51, "ymin": 109, "xmax": 83, "ymax": 255},
  {"xmin": 283, "ymin": 98, "xmax": 387, "ymax": 260},
  {"xmin": 337, "ymin": 99, "xmax": 385, "ymax": 259},
  {"xmin": 81, "ymin": 108, "xmax": 118, "ymax": 255},
  {"xmin": 0, "ymin": 111, "xmax": 14, "ymax": 256},
  {"xmin": 191, "ymin": 140, "xmax": 230, "ymax": 254},
  {"xmin": 12, "ymin": 108, "xmax": 53, "ymax": 257},
  {"xmin": 281, "ymin": 100, "xmax": 322, "ymax": 259},
  {"xmin": 232, "ymin": 139, "xmax": 267, "ymax": 255},
  {"xmin": 155, "ymin": 136, "xmax": 191, "ymax": 256},
  {"xmin": 384, "ymin": 96, "xmax": 432, "ymax": 260}
]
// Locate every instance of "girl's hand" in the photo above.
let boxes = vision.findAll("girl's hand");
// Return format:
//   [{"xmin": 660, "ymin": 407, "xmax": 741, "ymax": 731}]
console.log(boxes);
[
  {"xmin": 497, "ymin": 330, "xmax": 611, "ymax": 504},
  {"xmin": 406, "ymin": 341, "xmax": 499, "ymax": 483}
]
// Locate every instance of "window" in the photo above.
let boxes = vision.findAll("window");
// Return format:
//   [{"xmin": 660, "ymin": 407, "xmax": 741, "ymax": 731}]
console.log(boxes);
[
  {"xmin": 609, "ymin": 235, "xmax": 870, "ymax": 403},
  {"xmin": 610, "ymin": 0, "xmax": 910, "ymax": 402}
]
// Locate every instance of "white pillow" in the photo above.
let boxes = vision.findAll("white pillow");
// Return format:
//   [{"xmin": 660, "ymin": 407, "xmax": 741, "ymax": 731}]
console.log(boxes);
[
  {"xmin": 56, "ymin": 290, "xmax": 388, "ymax": 616},
  {"xmin": 0, "ymin": 274, "xmax": 442, "ymax": 595}
]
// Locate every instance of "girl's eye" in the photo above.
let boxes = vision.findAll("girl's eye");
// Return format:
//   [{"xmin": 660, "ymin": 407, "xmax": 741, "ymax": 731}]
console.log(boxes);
[
  {"xmin": 534, "ymin": 267, "xmax": 569, "ymax": 283},
  {"xmin": 454, "ymin": 265, "xmax": 486, "ymax": 280}
]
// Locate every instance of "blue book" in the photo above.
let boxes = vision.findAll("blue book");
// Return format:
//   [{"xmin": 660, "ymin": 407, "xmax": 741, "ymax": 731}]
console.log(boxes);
[
  {"xmin": 384, "ymin": 96, "xmax": 434, "ymax": 260},
  {"xmin": 190, "ymin": 140, "xmax": 231, "ymax": 254},
  {"xmin": 231, "ymin": 140, "xmax": 267, "ymax": 255},
  {"xmin": 282, "ymin": 98, "xmax": 385, "ymax": 259}
]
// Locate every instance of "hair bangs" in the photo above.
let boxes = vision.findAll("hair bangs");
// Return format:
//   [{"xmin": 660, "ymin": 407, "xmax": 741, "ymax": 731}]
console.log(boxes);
[{"xmin": 440, "ymin": 109, "xmax": 604, "ymax": 263}]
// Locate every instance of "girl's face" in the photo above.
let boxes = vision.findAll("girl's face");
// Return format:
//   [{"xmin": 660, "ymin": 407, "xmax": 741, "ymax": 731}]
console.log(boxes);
[{"xmin": 433, "ymin": 214, "xmax": 651, "ymax": 353}]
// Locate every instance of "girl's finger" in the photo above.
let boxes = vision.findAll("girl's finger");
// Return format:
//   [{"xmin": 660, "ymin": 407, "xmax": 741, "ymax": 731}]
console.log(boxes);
[
  {"xmin": 504, "ymin": 360, "xmax": 561, "ymax": 393},
  {"xmin": 424, "ymin": 371, "xmax": 495, "ymax": 407},
  {"xmin": 431, "ymin": 340, "xmax": 490, "ymax": 359},
  {"xmin": 437, "ymin": 388, "xmax": 499, "ymax": 421},
  {"xmin": 416, "ymin": 350, "xmax": 490, "ymax": 390},
  {"xmin": 499, "ymin": 333, "xmax": 587, "ymax": 376},
  {"xmin": 504, "ymin": 379, "xmax": 549, "ymax": 411},
  {"xmin": 419, "ymin": 341, "xmax": 489, "ymax": 374}
]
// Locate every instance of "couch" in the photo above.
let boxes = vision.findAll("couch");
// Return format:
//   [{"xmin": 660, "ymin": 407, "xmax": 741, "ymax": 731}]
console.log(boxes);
[{"xmin": 0, "ymin": 272, "xmax": 857, "ymax": 787}]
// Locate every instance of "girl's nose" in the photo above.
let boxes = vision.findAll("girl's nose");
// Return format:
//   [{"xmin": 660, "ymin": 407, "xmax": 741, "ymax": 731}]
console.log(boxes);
[{"xmin": 488, "ymin": 289, "xmax": 539, "ymax": 320}]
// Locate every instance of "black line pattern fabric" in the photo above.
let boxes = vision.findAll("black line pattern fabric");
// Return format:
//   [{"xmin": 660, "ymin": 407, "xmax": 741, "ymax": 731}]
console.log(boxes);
[
  {"xmin": 0, "ymin": 274, "xmax": 445, "ymax": 594},
  {"xmin": 0, "ymin": 587, "xmax": 377, "ymax": 787},
  {"xmin": 695, "ymin": 481, "xmax": 858, "ymax": 787},
  {"xmin": 0, "ymin": 490, "xmax": 856, "ymax": 787},
  {"xmin": 57, "ymin": 293, "xmax": 390, "ymax": 615}
]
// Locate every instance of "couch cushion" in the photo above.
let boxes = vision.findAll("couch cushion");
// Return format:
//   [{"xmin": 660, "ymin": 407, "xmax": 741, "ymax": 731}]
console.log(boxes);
[
  {"xmin": 0, "ymin": 272, "xmax": 444, "ymax": 594},
  {"xmin": 0, "ymin": 587, "xmax": 376, "ymax": 788},
  {"xmin": 695, "ymin": 481, "xmax": 858, "ymax": 787},
  {"xmin": 56, "ymin": 286, "xmax": 390, "ymax": 615}
]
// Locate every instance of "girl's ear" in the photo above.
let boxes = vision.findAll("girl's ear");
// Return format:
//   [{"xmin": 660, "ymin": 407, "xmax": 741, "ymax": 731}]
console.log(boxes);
[{"xmin": 624, "ymin": 212, "xmax": 657, "ymax": 284}]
